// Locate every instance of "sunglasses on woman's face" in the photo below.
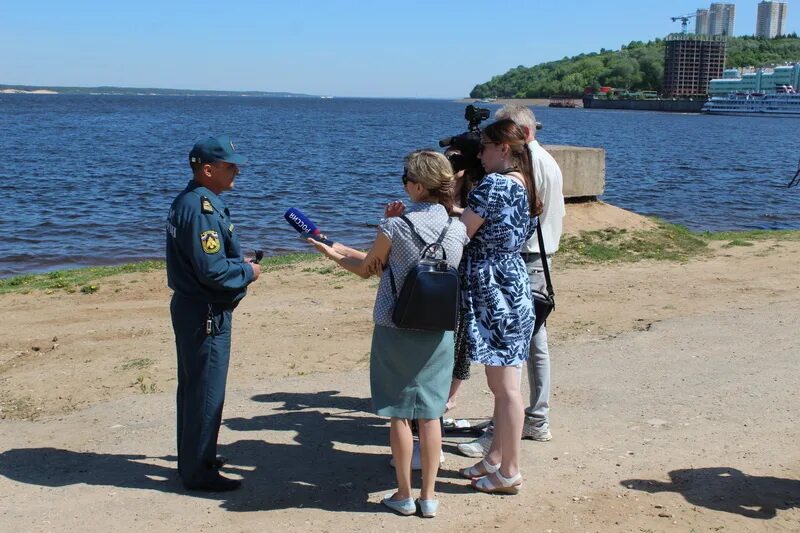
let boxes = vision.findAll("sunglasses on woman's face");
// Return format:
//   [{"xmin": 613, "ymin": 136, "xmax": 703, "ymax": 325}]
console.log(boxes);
[{"xmin": 401, "ymin": 170, "xmax": 413, "ymax": 186}]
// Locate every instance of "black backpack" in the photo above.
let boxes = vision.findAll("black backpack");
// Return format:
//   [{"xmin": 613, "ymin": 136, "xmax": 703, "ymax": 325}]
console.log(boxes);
[{"xmin": 389, "ymin": 215, "xmax": 460, "ymax": 331}]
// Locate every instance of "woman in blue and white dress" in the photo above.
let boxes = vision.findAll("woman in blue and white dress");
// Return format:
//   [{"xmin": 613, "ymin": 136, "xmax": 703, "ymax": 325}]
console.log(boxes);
[{"xmin": 458, "ymin": 119, "xmax": 541, "ymax": 494}]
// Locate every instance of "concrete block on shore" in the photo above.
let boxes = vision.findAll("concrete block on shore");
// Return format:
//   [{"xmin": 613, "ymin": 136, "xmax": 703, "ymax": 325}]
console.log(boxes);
[{"xmin": 544, "ymin": 145, "xmax": 605, "ymax": 199}]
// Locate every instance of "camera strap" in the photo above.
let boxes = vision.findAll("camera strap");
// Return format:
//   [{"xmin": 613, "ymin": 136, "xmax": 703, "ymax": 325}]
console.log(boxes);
[{"xmin": 536, "ymin": 219, "xmax": 554, "ymax": 298}]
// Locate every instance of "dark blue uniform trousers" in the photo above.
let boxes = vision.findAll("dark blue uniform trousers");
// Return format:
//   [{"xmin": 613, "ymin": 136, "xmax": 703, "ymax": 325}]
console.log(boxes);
[{"xmin": 171, "ymin": 294, "xmax": 232, "ymax": 485}]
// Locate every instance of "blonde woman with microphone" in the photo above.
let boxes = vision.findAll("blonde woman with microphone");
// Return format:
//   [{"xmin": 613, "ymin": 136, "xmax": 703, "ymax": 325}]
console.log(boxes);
[{"xmin": 307, "ymin": 150, "xmax": 468, "ymax": 518}]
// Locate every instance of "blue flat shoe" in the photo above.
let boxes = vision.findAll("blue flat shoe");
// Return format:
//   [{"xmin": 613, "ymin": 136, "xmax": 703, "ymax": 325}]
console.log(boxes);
[
  {"xmin": 382, "ymin": 493, "xmax": 416, "ymax": 516},
  {"xmin": 417, "ymin": 498, "xmax": 439, "ymax": 518}
]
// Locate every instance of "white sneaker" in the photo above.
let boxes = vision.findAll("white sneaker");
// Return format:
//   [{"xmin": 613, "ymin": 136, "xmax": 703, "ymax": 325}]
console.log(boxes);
[
  {"xmin": 456, "ymin": 429, "xmax": 494, "ymax": 458},
  {"xmin": 522, "ymin": 421, "xmax": 552, "ymax": 441},
  {"xmin": 389, "ymin": 441, "xmax": 445, "ymax": 470}
]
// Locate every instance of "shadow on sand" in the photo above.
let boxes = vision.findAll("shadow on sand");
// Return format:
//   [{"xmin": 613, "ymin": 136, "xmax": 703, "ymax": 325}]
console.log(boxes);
[
  {"xmin": 0, "ymin": 390, "xmax": 473, "ymax": 513},
  {"xmin": 621, "ymin": 466, "xmax": 800, "ymax": 519}
]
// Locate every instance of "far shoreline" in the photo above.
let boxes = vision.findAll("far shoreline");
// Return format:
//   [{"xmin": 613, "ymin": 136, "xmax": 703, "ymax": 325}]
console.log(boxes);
[{"xmin": 455, "ymin": 97, "xmax": 583, "ymax": 108}]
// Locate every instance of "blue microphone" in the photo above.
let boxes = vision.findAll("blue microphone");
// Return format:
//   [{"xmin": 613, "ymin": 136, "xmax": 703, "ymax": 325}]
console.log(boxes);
[{"xmin": 284, "ymin": 207, "xmax": 334, "ymax": 245}]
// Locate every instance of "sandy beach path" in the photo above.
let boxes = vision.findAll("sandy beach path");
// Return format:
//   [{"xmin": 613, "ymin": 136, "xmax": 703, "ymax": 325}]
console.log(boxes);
[{"xmin": 1, "ymin": 296, "xmax": 798, "ymax": 532}]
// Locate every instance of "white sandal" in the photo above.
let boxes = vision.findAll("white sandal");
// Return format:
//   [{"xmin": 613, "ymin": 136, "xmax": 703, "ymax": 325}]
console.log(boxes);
[
  {"xmin": 459, "ymin": 458, "xmax": 500, "ymax": 479},
  {"xmin": 471, "ymin": 470, "xmax": 523, "ymax": 495}
]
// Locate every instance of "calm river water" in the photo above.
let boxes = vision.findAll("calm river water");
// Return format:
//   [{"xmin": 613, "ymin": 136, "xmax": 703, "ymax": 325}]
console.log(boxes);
[{"xmin": 1, "ymin": 95, "xmax": 797, "ymax": 277}]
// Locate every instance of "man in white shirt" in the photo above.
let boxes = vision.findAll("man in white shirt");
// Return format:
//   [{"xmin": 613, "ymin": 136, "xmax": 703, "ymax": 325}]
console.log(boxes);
[{"xmin": 458, "ymin": 105, "xmax": 565, "ymax": 456}]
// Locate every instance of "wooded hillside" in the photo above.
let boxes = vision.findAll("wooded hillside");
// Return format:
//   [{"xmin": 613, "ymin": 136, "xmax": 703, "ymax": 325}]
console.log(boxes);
[{"xmin": 470, "ymin": 35, "xmax": 800, "ymax": 98}]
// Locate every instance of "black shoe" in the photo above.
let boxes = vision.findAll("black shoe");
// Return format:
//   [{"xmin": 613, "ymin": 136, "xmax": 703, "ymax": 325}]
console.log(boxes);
[
  {"xmin": 183, "ymin": 473, "xmax": 241, "ymax": 492},
  {"xmin": 208, "ymin": 455, "xmax": 228, "ymax": 469}
]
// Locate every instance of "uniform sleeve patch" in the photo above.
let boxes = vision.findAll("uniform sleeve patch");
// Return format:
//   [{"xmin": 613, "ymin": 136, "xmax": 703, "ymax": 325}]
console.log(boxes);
[{"xmin": 200, "ymin": 230, "xmax": 221, "ymax": 254}]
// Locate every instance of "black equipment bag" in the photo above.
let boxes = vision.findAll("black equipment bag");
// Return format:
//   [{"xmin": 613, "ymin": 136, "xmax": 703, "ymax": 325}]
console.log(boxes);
[
  {"xmin": 389, "ymin": 216, "xmax": 459, "ymax": 331},
  {"xmin": 531, "ymin": 218, "xmax": 555, "ymax": 335}
]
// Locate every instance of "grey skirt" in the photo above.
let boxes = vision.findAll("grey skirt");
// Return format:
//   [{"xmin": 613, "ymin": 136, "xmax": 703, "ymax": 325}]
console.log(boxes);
[{"xmin": 370, "ymin": 324, "xmax": 455, "ymax": 420}]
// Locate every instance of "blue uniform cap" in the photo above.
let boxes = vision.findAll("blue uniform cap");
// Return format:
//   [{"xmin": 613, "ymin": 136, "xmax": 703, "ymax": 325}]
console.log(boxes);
[{"xmin": 189, "ymin": 134, "xmax": 247, "ymax": 165}]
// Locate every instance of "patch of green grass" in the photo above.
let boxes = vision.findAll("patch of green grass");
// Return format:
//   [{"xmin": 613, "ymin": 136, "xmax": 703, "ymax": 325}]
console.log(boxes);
[
  {"xmin": 0, "ymin": 253, "xmax": 320, "ymax": 295},
  {"xmin": 260, "ymin": 252, "xmax": 317, "ymax": 271},
  {"xmin": 302, "ymin": 262, "xmax": 352, "ymax": 278},
  {"xmin": 577, "ymin": 242, "xmax": 625, "ymax": 261},
  {"xmin": 560, "ymin": 222, "xmax": 800, "ymax": 265},
  {"xmin": 119, "ymin": 358, "xmax": 155, "ymax": 371},
  {"xmin": 0, "ymin": 260, "xmax": 165, "ymax": 295},
  {"xmin": 0, "ymin": 394, "xmax": 38, "ymax": 420},
  {"xmin": 722, "ymin": 239, "xmax": 754, "ymax": 248},
  {"xmin": 134, "ymin": 375, "xmax": 157, "ymax": 394},
  {"xmin": 316, "ymin": 265, "xmax": 337, "ymax": 275},
  {"xmin": 702, "ymin": 229, "xmax": 800, "ymax": 241},
  {"xmin": 560, "ymin": 222, "xmax": 709, "ymax": 264}
]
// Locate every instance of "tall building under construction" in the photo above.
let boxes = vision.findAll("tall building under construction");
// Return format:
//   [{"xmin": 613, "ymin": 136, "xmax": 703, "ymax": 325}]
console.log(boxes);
[{"xmin": 663, "ymin": 34, "xmax": 727, "ymax": 97}]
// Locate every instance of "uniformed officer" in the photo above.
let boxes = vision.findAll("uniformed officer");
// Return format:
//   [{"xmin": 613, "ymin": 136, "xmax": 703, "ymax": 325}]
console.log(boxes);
[{"xmin": 166, "ymin": 134, "xmax": 261, "ymax": 492}]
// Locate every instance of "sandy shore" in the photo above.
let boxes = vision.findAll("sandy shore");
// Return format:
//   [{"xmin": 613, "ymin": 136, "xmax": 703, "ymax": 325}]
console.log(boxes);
[{"xmin": 1, "ymin": 202, "xmax": 798, "ymax": 531}]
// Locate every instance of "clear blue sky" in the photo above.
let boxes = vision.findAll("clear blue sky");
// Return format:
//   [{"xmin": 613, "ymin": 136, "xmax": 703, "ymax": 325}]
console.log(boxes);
[{"xmin": 1, "ymin": 0, "xmax": 793, "ymax": 97}]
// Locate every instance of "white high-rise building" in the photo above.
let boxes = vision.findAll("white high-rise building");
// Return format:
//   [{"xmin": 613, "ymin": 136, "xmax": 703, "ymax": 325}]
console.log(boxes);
[
  {"xmin": 757, "ymin": 1, "xmax": 789, "ymax": 38},
  {"xmin": 709, "ymin": 3, "xmax": 736, "ymax": 36},
  {"xmin": 695, "ymin": 9, "xmax": 710, "ymax": 35}
]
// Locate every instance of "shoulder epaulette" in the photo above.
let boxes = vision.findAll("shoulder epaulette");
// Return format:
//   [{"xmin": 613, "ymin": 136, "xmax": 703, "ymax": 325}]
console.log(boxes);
[{"xmin": 200, "ymin": 196, "xmax": 214, "ymax": 214}]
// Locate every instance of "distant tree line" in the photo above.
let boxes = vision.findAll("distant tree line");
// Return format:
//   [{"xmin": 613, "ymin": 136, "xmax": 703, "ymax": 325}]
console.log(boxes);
[{"xmin": 470, "ymin": 36, "xmax": 800, "ymax": 98}]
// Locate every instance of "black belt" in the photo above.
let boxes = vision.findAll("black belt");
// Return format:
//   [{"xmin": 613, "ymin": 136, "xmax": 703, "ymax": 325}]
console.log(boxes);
[{"xmin": 173, "ymin": 293, "xmax": 240, "ymax": 310}]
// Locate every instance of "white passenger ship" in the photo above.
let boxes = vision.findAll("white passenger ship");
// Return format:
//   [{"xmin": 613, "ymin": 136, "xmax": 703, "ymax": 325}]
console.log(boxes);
[{"xmin": 702, "ymin": 86, "xmax": 800, "ymax": 116}]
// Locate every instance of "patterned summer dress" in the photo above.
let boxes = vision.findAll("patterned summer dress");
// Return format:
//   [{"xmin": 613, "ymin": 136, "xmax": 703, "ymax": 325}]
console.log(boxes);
[{"xmin": 460, "ymin": 173, "xmax": 536, "ymax": 367}]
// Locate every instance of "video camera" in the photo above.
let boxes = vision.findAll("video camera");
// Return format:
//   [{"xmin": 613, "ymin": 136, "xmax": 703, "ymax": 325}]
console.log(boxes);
[
  {"xmin": 465, "ymin": 104, "xmax": 491, "ymax": 132},
  {"xmin": 438, "ymin": 105, "xmax": 489, "ymax": 156},
  {"xmin": 437, "ymin": 104, "xmax": 543, "ymax": 173},
  {"xmin": 439, "ymin": 104, "xmax": 543, "ymax": 150},
  {"xmin": 437, "ymin": 105, "xmax": 490, "ymax": 173}
]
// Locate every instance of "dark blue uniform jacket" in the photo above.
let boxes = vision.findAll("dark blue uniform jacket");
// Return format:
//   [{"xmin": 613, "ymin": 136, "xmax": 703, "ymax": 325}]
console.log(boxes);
[{"xmin": 166, "ymin": 180, "xmax": 254, "ymax": 305}]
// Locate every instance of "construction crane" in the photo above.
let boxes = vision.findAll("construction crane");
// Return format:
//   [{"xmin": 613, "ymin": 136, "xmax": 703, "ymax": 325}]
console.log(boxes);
[{"xmin": 671, "ymin": 13, "xmax": 697, "ymax": 34}]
